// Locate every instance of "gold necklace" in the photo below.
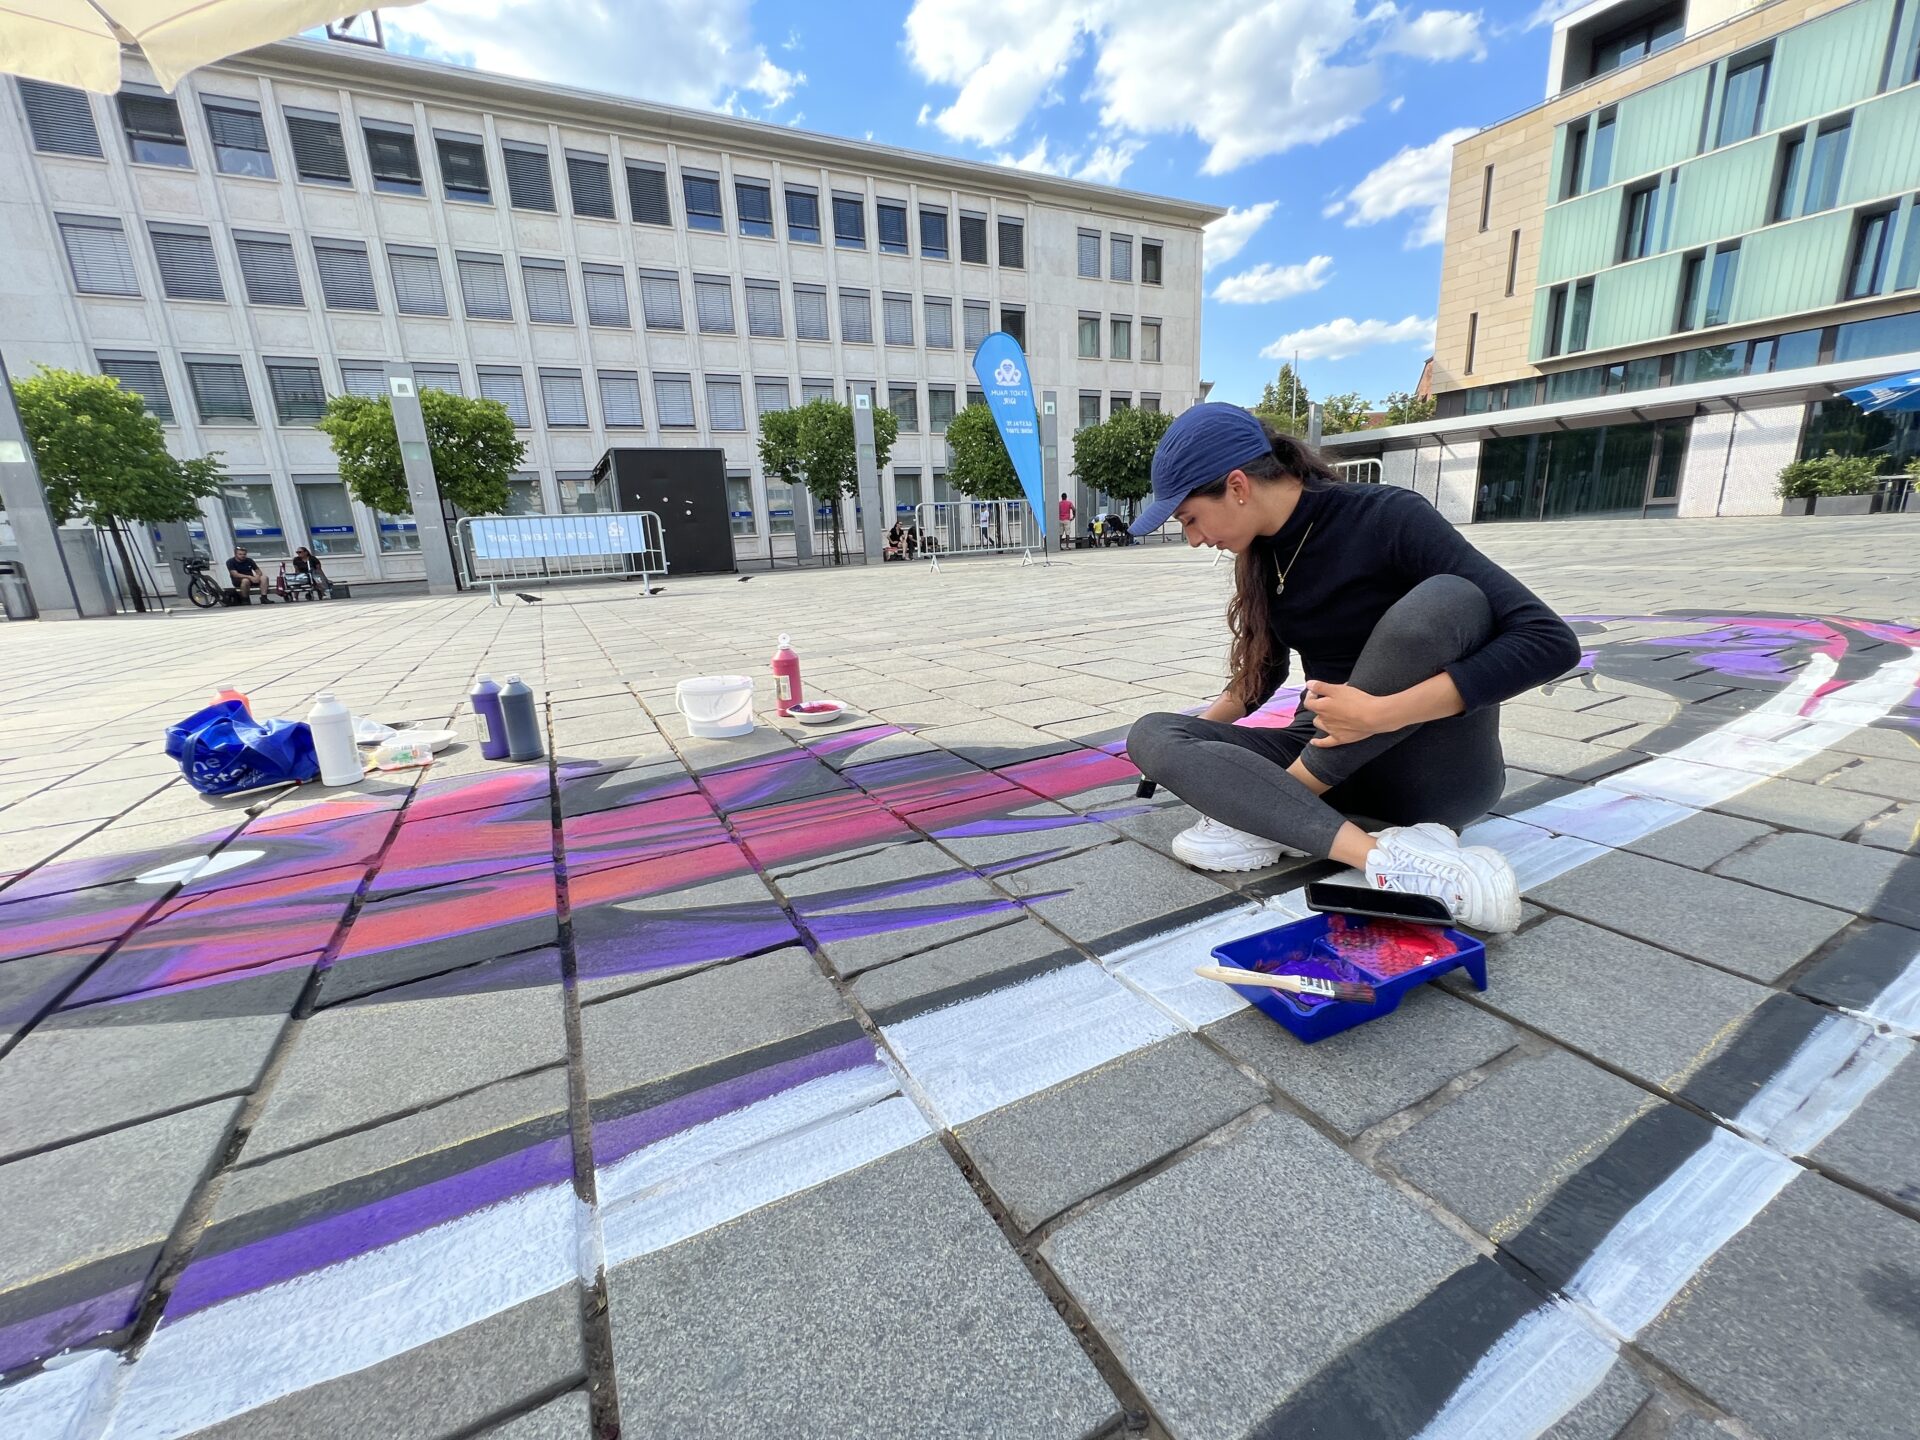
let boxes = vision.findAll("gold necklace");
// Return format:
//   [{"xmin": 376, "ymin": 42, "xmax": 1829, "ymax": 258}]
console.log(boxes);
[{"xmin": 1274, "ymin": 521, "xmax": 1314, "ymax": 596}]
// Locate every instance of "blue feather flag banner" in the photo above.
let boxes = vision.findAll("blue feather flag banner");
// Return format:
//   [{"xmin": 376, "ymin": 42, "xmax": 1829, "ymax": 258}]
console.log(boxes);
[{"xmin": 970, "ymin": 332, "xmax": 1048, "ymax": 537}]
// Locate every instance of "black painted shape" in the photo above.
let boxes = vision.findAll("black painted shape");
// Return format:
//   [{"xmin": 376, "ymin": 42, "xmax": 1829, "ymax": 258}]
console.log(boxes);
[
  {"xmin": 52, "ymin": 964, "xmax": 308, "ymax": 1028},
  {"xmin": 1500, "ymin": 1102, "xmax": 1717, "ymax": 1293},
  {"xmin": 585, "ymin": 1017, "xmax": 870, "ymax": 1131},
  {"xmin": 199, "ymin": 1105, "xmax": 572, "ymax": 1261},
  {"xmin": 1674, "ymin": 991, "xmax": 1842, "ymax": 1125},
  {"xmin": 1249, "ymin": 1257, "xmax": 1546, "ymax": 1440},
  {"xmin": 861, "ymin": 948, "xmax": 1084, "ymax": 1029},
  {"xmin": 1791, "ymin": 921, "xmax": 1920, "ymax": 1014},
  {"xmin": 1088, "ymin": 891, "xmax": 1253, "ymax": 957},
  {"xmin": 318, "ymin": 919, "xmax": 560, "ymax": 1007},
  {"xmin": 557, "ymin": 763, "xmax": 696, "ymax": 819}
]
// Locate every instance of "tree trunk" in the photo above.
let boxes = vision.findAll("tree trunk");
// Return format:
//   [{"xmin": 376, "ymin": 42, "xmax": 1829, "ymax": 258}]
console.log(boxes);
[
  {"xmin": 106, "ymin": 520, "xmax": 146, "ymax": 613},
  {"xmin": 827, "ymin": 492, "xmax": 845, "ymax": 566}
]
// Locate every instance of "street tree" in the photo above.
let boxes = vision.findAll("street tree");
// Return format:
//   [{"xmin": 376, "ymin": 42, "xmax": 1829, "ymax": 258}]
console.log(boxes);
[
  {"xmin": 1253, "ymin": 363, "xmax": 1309, "ymax": 432},
  {"xmin": 1383, "ymin": 390, "xmax": 1437, "ymax": 426},
  {"xmin": 944, "ymin": 403, "xmax": 1027, "ymax": 547},
  {"xmin": 755, "ymin": 398, "xmax": 897, "ymax": 563},
  {"xmin": 1319, "ymin": 391, "xmax": 1373, "ymax": 435},
  {"xmin": 1073, "ymin": 406, "xmax": 1173, "ymax": 522},
  {"xmin": 316, "ymin": 389, "xmax": 524, "ymax": 519},
  {"xmin": 12, "ymin": 364, "xmax": 224, "ymax": 610}
]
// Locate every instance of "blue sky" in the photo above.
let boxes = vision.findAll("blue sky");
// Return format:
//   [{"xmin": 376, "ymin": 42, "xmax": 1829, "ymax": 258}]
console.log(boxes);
[{"xmin": 380, "ymin": 0, "xmax": 1568, "ymax": 408}]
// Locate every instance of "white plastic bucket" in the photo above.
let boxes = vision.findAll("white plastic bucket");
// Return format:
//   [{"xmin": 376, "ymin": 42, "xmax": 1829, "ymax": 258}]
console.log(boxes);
[{"xmin": 675, "ymin": 675, "xmax": 756, "ymax": 738}]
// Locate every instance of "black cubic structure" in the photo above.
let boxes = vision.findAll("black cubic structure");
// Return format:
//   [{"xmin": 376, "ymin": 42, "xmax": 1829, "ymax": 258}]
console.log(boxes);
[{"xmin": 594, "ymin": 447, "xmax": 737, "ymax": 577}]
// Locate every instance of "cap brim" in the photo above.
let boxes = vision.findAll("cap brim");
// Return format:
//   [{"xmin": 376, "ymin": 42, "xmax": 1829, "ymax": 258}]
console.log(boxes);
[{"xmin": 1128, "ymin": 495, "xmax": 1180, "ymax": 537}]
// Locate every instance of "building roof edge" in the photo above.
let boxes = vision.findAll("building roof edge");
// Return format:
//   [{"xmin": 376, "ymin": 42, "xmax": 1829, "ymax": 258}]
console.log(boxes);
[{"xmin": 234, "ymin": 39, "xmax": 1227, "ymax": 226}]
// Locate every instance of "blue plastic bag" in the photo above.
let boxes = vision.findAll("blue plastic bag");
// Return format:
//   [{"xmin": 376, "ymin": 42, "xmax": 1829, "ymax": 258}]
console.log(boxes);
[{"xmin": 165, "ymin": 700, "xmax": 320, "ymax": 795}]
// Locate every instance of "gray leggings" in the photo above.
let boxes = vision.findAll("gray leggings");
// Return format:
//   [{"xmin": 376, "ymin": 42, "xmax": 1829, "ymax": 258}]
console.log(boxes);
[{"xmin": 1128, "ymin": 575, "xmax": 1505, "ymax": 858}]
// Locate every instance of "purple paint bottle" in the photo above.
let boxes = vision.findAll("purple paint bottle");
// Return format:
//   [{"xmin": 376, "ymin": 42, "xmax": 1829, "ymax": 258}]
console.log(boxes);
[{"xmin": 471, "ymin": 674, "xmax": 510, "ymax": 760}]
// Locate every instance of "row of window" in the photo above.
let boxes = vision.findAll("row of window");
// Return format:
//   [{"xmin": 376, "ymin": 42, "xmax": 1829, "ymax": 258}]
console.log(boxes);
[
  {"xmin": 15, "ymin": 78, "xmax": 1171, "ymax": 279},
  {"xmin": 1538, "ymin": 197, "xmax": 1920, "ymax": 359},
  {"xmin": 98, "ymin": 346, "xmax": 1165, "ymax": 437},
  {"xmin": 1445, "ymin": 305, "xmax": 1920, "ymax": 417},
  {"xmin": 1559, "ymin": 17, "xmax": 1920, "ymax": 205},
  {"xmin": 51, "ymin": 213, "xmax": 1170, "ymax": 362}
]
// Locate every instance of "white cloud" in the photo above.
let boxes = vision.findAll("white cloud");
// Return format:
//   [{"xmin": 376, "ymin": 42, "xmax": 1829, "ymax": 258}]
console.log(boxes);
[
  {"xmin": 916, "ymin": 102, "xmax": 932, "ymax": 125},
  {"xmin": 1211, "ymin": 256, "xmax": 1335, "ymax": 303},
  {"xmin": 1323, "ymin": 127, "xmax": 1473, "ymax": 247},
  {"xmin": 384, "ymin": 0, "xmax": 802, "ymax": 113},
  {"xmin": 905, "ymin": 0, "xmax": 1469, "ymax": 175},
  {"xmin": 1202, "ymin": 201, "xmax": 1278, "ymax": 271},
  {"xmin": 1261, "ymin": 315, "xmax": 1435, "ymax": 361},
  {"xmin": 1379, "ymin": 8, "xmax": 1486, "ymax": 61},
  {"xmin": 992, "ymin": 134, "xmax": 1144, "ymax": 185},
  {"xmin": 1525, "ymin": 0, "xmax": 1587, "ymax": 28}
]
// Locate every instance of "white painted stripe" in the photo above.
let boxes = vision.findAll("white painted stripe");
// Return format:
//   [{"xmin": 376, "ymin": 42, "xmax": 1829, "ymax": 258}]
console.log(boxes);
[
  {"xmin": 1101, "ymin": 901, "xmax": 1303, "ymax": 1030},
  {"xmin": 0, "ymin": 1350, "xmax": 118, "ymax": 1440},
  {"xmin": 1852, "ymin": 950, "xmax": 1920, "ymax": 1036},
  {"xmin": 1733, "ymin": 1015, "xmax": 1907, "ymax": 1156},
  {"xmin": 600, "ymin": 1092, "xmax": 929, "ymax": 1265},
  {"xmin": 107, "ymin": 1185, "xmax": 577, "ymax": 1440},
  {"xmin": 881, "ymin": 961, "xmax": 1182, "ymax": 1128},
  {"xmin": 1410, "ymin": 1303, "xmax": 1617, "ymax": 1440}
]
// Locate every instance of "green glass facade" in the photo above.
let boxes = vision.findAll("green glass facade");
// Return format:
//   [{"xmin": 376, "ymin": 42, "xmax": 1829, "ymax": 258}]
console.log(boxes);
[
  {"xmin": 1532, "ymin": 0, "xmax": 1920, "ymax": 362},
  {"xmin": 1474, "ymin": 420, "xmax": 1691, "ymax": 523}
]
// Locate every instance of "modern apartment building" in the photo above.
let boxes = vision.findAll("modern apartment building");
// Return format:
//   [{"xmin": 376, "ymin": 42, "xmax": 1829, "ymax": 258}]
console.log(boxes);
[
  {"xmin": 1324, "ymin": 0, "xmax": 1920, "ymax": 522},
  {"xmin": 0, "ymin": 36, "xmax": 1215, "ymax": 585}
]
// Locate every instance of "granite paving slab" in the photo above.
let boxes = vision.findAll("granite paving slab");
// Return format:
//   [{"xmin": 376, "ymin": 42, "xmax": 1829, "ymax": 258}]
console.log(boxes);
[
  {"xmin": 1207, "ymin": 985, "xmax": 1521, "ymax": 1138},
  {"xmin": 1712, "ymin": 831, "xmax": 1920, "ymax": 929},
  {"xmin": 570, "ymin": 855, "xmax": 800, "ymax": 1000},
  {"xmin": 849, "ymin": 918, "xmax": 1077, "ymax": 1022},
  {"xmin": 554, "ymin": 759, "xmax": 696, "ymax": 818},
  {"xmin": 176, "ymin": 1286, "xmax": 585, "ymax": 1440},
  {"xmin": 777, "ymin": 841, "xmax": 1018, "ymax": 977},
  {"xmin": 1381, "ymin": 1047, "xmax": 1664, "ymax": 1243},
  {"xmin": 1620, "ymin": 810, "xmax": 1773, "ymax": 870},
  {"xmin": 1706, "ymin": 776, "xmax": 1892, "ymax": 836},
  {"xmin": 1788, "ymin": 921, "xmax": 1920, "ymax": 1015},
  {"xmin": 1043, "ymin": 1110, "xmax": 1516, "ymax": 1440},
  {"xmin": 0, "ymin": 945, "xmax": 99, "ymax": 1046},
  {"xmin": 247, "ymin": 949, "xmax": 565, "ymax": 1160},
  {"xmin": 1528, "ymin": 850, "xmax": 1851, "ymax": 981},
  {"xmin": 606, "ymin": 1139, "xmax": 1118, "ymax": 1439},
  {"xmin": 1640, "ymin": 1173, "xmax": 1920, "ymax": 1440},
  {"xmin": 1854, "ymin": 800, "xmax": 1920, "ymax": 853},
  {"xmin": 0, "ymin": 1099, "xmax": 241, "ymax": 1370},
  {"xmin": 0, "ymin": 966, "xmax": 305, "ymax": 1158},
  {"xmin": 957, "ymin": 1035, "xmax": 1266, "ymax": 1232},
  {"xmin": 473, "ymin": 1390, "xmax": 592, "ymax": 1438},
  {"xmin": 909, "ymin": 718, "xmax": 1078, "ymax": 768},
  {"xmin": 995, "ymin": 840, "xmax": 1236, "ymax": 948},
  {"xmin": 1807, "ymin": 1046, "xmax": 1920, "ymax": 1206},
  {"xmin": 1460, "ymin": 917, "xmax": 1770, "ymax": 1089}
]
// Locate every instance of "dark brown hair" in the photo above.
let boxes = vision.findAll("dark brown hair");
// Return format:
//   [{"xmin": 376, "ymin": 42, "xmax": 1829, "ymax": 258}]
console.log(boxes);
[{"xmin": 1185, "ymin": 422, "xmax": 1343, "ymax": 709}]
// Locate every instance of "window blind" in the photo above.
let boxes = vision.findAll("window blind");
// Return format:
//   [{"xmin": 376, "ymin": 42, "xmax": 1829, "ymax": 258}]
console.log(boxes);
[
  {"xmin": 187, "ymin": 359, "xmax": 254, "ymax": 423},
  {"xmin": 598, "ymin": 371, "xmax": 644, "ymax": 426},
  {"xmin": 20, "ymin": 80, "xmax": 101, "ymax": 156},
  {"xmin": 640, "ymin": 270, "xmax": 683, "ymax": 329},
  {"xmin": 387, "ymin": 247, "xmax": 447, "ymax": 315},
  {"xmin": 477, "ymin": 367, "xmax": 531, "ymax": 425},
  {"xmin": 502, "ymin": 142, "xmax": 555, "ymax": 211},
  {"xmin": 793, "ymin": 285, "xmax": 828, "ymax": 340},
  {"xmin": 266, "ymin": 361, "xmax": 327, "ymax": 423},
  {"xmin": 457, "ymin": 253, "xmax": 512, "ymax": 320},
  {"xmin": 234, "ymin": 233, "xmax": 302, "ymax": 306},
  {"xmin": 882, "ymin": 294, "xmax": 914, "ymax": 346},
  {"xmin": 149, "ymin": 224, "xmax": 223, "ymax": 301},
  {"xmin": 96, "ymin": 351, "xmax": 172, "ymax": 421},
  {"xmin": 523, "ymin": 259, "xmax": 573, "ymax": 324},
  {"xmin": 745, "ymin": 281, "xmax": 782, "ymax": 337},
  {"xmin": 313, "ymin": 238, "xmax": 376, "ymax": 310},
  {"xmin": 654, "ymin": 375, "xmax": 696, "ymax": 427},
  {"xmin": 838, "ymin": 288, "xmax": 872, "ymax": 343},
  {"xmin": 627, "ymin": 163, "xmax": 671, "ymax": 225},
  {"xmin": 924, "ymin": 298, "xmax": 952, "ymax": 349},
  {"xmin": 694, "ymin": 276, "xmax": 734, "ymax": 334},
  {"xmin": 285, "ymin": 110, "xmax": 350, "ymax": 184},
  {"xmin": 539, "ymin": 369, "xmax": 588, "ymax": 427},
  {"xmin": 58, "ymin": 217, "xmax": 138, "ymax": 295},
  {"xmin": 706, "ymin": 378, "xmax": 746, "ymax": 431},
  {"xmin": 583, "ymin": 265, "xmax": 629, "ymax": 327},
  {"xmin": 567, "ymin": 152, "xmax": 615, "ymax": 218}
]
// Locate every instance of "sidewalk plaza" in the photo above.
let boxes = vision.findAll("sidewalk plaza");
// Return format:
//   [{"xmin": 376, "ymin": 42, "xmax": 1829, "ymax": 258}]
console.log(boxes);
[{"xmin": 1, "ymin": 516, "xmax": 1918, "ymax": 1440}]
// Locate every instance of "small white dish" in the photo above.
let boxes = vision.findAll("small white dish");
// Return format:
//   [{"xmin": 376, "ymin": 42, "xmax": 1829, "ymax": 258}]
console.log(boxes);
[
  {"xmin": 788, "ymin": 700, "xmax": 848, "ymax": 726},
  {"xmin": 393, "ymin": 728, "xmax": 458, "ymax": 752}
]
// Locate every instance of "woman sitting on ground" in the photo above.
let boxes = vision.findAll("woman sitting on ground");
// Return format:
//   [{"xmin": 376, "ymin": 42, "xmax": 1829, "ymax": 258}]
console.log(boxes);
[
  {"xmin": 1125, "ymin": 405, "xmax": 1582, "ymax": 933},
  {"xmin": 885, "ymin": 521, "xmax": 906, "ymax": 560}
]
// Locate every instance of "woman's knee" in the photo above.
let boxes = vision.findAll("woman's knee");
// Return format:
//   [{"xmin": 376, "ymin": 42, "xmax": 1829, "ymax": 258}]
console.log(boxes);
[
  {"xmin": 1377, "ymin": 574, "xmax": 1493, "ymax": 655},
  {"xmin": 1126, "ymin": 711, "xmax": 1198, "ymax": 778}
]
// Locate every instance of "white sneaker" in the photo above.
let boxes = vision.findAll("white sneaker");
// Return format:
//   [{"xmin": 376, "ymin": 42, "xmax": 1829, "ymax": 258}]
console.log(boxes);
[
  {"xmin": 1364, "ymin": 825, "xmax": 1522, "ymax": 933},
  {"xmin": 1171, "ymin": 815, "xmax": 1301, "ymax": 873}
]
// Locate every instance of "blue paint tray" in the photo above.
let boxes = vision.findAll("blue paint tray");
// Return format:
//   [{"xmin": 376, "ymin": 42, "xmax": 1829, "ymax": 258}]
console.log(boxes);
[{"xmin": 1210, "ymin": 913, "xmax": 1487, "ymax": 1043}]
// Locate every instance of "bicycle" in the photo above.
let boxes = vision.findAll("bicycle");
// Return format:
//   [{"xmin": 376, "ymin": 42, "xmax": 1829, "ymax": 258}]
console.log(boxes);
[{"xmin": 181, "ymin": 556, "xmax": 223, "ymax": 609}]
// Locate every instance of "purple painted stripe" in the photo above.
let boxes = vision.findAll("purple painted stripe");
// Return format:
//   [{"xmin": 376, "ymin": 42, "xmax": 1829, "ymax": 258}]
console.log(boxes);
[
  {"xmin": 0, "ymin": 1282, "xmax": 139, "ymax": 1374},
  {"xmin": 929, "ymin": 814, "xmax": 1092, "ymax": 839},
  {"xmin": 592, "ymin": 1036, "xmax": 876, "ymax": 1167},
  {"xmin": 166, "ymin": 1135, "xmax": 573, "ymax": 1320},
  {"xmin": 803, "ymin": 895, "xmax": 1031, "ymax": 943},
  {"xmin": 574, "ymin": 908, "xmax": 802, "ymax": 983}
]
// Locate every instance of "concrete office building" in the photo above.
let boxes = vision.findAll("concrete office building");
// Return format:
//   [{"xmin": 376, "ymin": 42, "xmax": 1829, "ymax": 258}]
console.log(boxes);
[
  {"xmin": 1324, "ymin": 0, "xmax": 1920, "ymax": 523},
  {"xmin": 0, "ymin": 36, "xmax": 1215, "ymax": 589}
]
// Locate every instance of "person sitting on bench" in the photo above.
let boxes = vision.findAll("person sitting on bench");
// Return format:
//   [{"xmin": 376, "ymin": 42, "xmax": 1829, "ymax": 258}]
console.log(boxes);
[
  {"xmin": 292, "ymin": 546, "xmax": 334, "ymax": 597},
  {"xmin": 225, "ymin": 547, "xmax": 269, "ymax": 604}
]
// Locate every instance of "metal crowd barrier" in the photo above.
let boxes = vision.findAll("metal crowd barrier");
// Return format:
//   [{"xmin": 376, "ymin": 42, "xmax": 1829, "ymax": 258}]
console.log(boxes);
[
  {"xmin": 1334, "ymin": 459, "xmax": 1383, "ymax": 484},
  {"xmin": 456, "ymin": 511, "xmax": 667, "ymax": 604},
  {"xmin": 911, "ymin": 500, "xmax": 1044, "ymax": 568}
]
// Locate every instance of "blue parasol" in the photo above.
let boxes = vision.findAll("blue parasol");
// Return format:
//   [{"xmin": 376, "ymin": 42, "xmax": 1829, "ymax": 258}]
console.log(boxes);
[{"xmin": 1838, "ymin": 369, "xmax": 1920, "ymax": 414}]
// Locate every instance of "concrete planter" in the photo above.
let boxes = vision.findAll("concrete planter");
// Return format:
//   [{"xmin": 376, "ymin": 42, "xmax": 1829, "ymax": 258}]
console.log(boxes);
[
  {"xmin": 1780, "ymin": 497, "xmax": 1815, "ymax": 515},
  {"xmin": 1814, "ymin": 494, "xmax": 1875, "ymax": 515}
]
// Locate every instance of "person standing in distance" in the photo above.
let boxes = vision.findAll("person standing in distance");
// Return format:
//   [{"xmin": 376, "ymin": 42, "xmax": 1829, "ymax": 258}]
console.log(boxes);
[
  {"xmin": 1057, "ymin": 491, "xmax": 1076, "ymax": 552},
  {"xmin": 1124, "ymin": 404, "xmax": 1582, "ymax": 933}
]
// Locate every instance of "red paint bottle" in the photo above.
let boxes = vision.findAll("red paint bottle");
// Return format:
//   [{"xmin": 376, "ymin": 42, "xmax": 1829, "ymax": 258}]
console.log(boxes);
[{"xmin": 771, "ymin": 633, "xmax": 803, "ymax": 717}]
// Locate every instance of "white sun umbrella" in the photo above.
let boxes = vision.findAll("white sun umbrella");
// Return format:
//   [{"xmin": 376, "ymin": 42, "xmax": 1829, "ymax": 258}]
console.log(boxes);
[{"xmin": 0, "ymin": 1, "xmax": 426, "ymax": 94}]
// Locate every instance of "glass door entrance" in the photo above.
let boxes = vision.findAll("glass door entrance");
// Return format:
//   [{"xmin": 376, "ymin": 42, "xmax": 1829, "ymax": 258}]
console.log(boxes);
[{"xmin": 1474, "ymin": 418, "xmax": 1690, "ymax": 522}]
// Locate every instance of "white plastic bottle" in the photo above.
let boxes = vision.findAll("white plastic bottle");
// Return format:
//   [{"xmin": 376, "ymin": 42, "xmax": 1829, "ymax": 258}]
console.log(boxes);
[{"xmin": 306, "ymin": 692, "xmax": 361, "ymax": 786}]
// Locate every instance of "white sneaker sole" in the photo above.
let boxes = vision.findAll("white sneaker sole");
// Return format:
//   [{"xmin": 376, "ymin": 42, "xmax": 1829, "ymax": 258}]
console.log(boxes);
[{"xmin": 1171, "ymin": 835, "xmax": 1287, "ymax": 873}]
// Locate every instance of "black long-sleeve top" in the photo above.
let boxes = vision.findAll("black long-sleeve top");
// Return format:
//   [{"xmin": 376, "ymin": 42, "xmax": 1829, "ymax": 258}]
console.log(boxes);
[{"xmin": 1249, "ymin": 482, "xmax": 1582, "ymax": 712}]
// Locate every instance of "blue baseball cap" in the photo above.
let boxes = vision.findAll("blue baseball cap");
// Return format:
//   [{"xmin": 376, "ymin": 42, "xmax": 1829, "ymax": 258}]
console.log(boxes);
[{"xmin": 1128, "ymin": 403, "xmax": 1273, "ymax": 536}]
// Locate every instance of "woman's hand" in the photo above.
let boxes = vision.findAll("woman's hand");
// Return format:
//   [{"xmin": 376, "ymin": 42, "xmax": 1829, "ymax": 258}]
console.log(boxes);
[{"xmin": 1301, "ymin": 682, "xmax": 1392, "ymax": 747}]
